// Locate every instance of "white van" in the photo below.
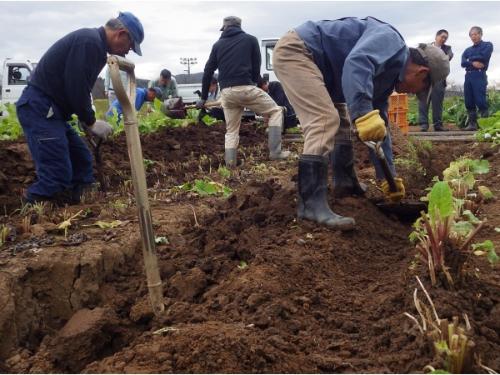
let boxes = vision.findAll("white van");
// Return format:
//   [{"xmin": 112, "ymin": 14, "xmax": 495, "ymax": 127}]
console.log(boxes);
[{"xmin": 1, "ymin": 58, "xmax": 37, "ymax": 105}]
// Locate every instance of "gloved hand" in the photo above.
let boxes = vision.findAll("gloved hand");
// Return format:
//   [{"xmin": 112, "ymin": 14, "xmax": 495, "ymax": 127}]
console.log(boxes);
[
  {"xmin": 196, "ymin": 99, "xmax": 206, "ymax": 109},
  {"xmin": 381, "ymin": 177, "xmax": 405, "ymax": 202},
  {"xmin": 355, "ymin": 110, "xmax": 386, "ymax": 142},
  {"xmin": 89, "ymin": 120, "xmax": 113, "ymax": 140}
]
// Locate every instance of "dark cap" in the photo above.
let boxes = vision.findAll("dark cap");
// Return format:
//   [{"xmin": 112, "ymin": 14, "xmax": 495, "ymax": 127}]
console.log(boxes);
[
  {"xmin": 220, "ymin": 16, "xmax": 242, "ymax": 31},
  {"xmin": 416, "ymin": 43, "xmax": 450, "ymax": 103},
  {"xmin": 117, "ymin": 11, "xmax": 144, "ymax": 56},
  {"xmin": 150, "ymin": 87, "xmax": 163, "ymax": 99}
]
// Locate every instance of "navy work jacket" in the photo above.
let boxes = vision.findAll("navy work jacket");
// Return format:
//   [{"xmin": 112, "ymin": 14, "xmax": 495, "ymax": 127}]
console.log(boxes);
[
  {"xmin": 295, "ymin": 17, "xmax": 409, "ymax": 121},
  {"xmin": 29, "ymin": 27, "xmax": 109, "ymax": 125},
  {"xmin": 461, "ymin": 40, "xmax": 493, "ymax": 72}
]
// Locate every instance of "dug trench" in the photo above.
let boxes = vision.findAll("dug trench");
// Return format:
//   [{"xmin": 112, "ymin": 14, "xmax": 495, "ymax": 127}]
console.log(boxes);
[{"xmin": 0, "ymin": 122, "xmax": 499, "ymax": 373}]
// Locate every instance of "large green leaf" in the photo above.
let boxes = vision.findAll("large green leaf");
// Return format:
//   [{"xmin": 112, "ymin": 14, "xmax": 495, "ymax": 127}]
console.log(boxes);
[
  {"xmin": 428, "ymin": 181, "xmax": 454, "ymax": 221},
  {"xmin": 469, "ymin": 159, "xmax": 490, "ymax": 174}
]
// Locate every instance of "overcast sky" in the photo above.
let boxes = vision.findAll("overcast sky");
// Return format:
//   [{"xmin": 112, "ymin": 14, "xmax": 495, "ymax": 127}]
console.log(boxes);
[{"xmin": 1, "ymin": 1, "xmax": 499, "ymax": 87}]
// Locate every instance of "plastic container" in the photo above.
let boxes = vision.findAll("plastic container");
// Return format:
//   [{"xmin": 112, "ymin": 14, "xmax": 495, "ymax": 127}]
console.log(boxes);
[
  {"xmin": 388, "ymin": 93, "xmax": 408, "ymax": 111},
  {"xmin": 389, "ymin": 109, "xmax": 409, "ymax": 134}
]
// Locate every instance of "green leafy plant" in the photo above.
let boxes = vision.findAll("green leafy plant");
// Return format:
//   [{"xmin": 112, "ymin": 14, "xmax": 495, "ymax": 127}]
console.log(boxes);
[
  {"xmin": 0, "ymin": 103, "xmax": 23, "ymax": 140},
  {"xmin": 177, "ymin": 178, "xmax": 232, "ymax": 198},
  {"xmin": 477, "ymin": 110, "xmax": 500, "ymax": 146},
  {"xmin": 442, "ymin": 158, "xmax": 489, "ymax": 199},
  {"xmin": 472, "ymin": 240, "xmax": 499, "ymax": 265},
  {"xmin": 217, "ymin": 165, "xmax": 231, "ymax": 179}
]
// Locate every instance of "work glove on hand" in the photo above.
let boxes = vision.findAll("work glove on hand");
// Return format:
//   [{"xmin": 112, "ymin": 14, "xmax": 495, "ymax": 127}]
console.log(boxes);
[
  {"xmin": 196, "ymin": 99, "xmax": 206, "ymax": 109},
  {"xmin": 355, "ymin": 110, "xmax": 387, "ymax": 142},
  {"xmin": 381, "ymin": 177, "xmax": 405, "ymax": 203},
  {"xmin": 90, "ymin": 120, "xmax": 113, "ymax": 140}
]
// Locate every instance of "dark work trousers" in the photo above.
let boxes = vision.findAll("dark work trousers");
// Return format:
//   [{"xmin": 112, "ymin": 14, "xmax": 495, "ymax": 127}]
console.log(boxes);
[
  {"xmin": 16, "ymin": 85, "xmax": 94, "ymax": 199},
  {"xmin": 464, "ymin": 70, "xmax": 488, "ymax": 114},
  {"xmin": 418, "ymin": 80, "xmax": 446, "ymax": 127}
]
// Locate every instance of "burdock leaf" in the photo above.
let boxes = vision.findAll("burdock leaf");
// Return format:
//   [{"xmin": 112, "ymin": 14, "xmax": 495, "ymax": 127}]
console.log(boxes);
[
  {"xmin": 428, "ymin": 181, "xmax": 454, "ymax": 221},
  {"xmin": 469, "ymin": 159, "xmax": 490, "ymax": 174}
]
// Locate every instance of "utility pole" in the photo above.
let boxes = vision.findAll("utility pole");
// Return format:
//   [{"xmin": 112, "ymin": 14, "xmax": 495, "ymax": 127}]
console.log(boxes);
[{"xmin": 180, "ymin": 57, "xmax": 197, "ymax": 78}]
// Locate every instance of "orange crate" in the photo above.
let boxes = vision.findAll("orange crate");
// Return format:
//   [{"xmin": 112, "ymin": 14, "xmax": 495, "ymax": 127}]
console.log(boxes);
[
  {"xmin": 388, "ymin": 93, "xmax": 408, "ymax": 111},
  {"xmin": 389, "ymin": 109, "xmax": 409, "ymax": 134}
]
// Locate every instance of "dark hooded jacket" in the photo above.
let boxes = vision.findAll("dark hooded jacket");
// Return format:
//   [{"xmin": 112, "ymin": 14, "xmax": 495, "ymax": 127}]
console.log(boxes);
[{"xmin": 201, "ymin": 26, "xmax": 261, "ymax": 100}]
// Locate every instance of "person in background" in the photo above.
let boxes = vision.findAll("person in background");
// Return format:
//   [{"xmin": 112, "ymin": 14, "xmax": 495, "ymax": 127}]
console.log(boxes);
[
  {"xmin": 104, "ymin": 66, "xmax": 129, "ymax": 105},
  {"xmin": 149, "ymin": 69, "xmax": 178, "ymax": 100},
  {"xmin": 106, "ymin": 86, "xmax": 162, "ymax": 123},
  {"xmin": 461, "ymin": 26, "xmax": 494, "ymax": 131},
  {"xmin": 16, "ymin": 12, "xmax": 144, "ymax": 205},
  {"xmin": 197, "ymin": 16, "xmax": 290, "ymax": 167},
  {"xmin": 258, "ymin": 76, "xmax": 298, "ymax": 130},
  {"xmin": 418, "ymin": 29, "xmax": 454, "ymax": 132},
  {"xmin": 206, "ymin": 76, "xmax": 225, "ymax": 121},
  {"xmin": 273, "ymin": 17, "xmax": 449, "ymax": 230}
]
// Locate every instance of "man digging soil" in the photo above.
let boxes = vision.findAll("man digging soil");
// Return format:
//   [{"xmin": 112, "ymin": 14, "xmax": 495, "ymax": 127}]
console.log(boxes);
[
  {"xmin": 16, "ymin": 12, "xmax": 144, "ymax": 206},
  {"xmin": 273, "ymin": 16, "xmax": 450, "ymax": 230}
]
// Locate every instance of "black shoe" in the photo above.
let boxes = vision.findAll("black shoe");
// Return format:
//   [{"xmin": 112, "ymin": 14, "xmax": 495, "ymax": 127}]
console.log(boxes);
[
  {"xmin": 23, "ymin": 190, "xmax": 75, "ymax": 207},
  {"xmin": 464, "ymin": 111, "xmax": 478, "ymax": 131},
  {"xmin": 433, "ymin": 123, "xmax": 448, "ymax": 132},
  {"xmin": 297, "ymin": 154, "xmax": 355, "ymax": 230},
  {"xmin": 420, "ymin": 124, "xmax": 429, "ymax": 132},
  {"xmin": 330, "ymin": 144, "xmax": 366, "ymax": 198}
]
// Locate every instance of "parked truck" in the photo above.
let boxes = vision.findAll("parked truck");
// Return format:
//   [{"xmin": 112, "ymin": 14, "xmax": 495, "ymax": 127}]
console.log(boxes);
[{"xmin": 0, "ymin": 58, "xmax": 37, "ymax": 117}]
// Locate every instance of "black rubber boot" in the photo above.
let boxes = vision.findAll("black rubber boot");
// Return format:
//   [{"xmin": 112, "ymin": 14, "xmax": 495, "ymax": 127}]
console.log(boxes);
[
  {"xmin": 297, "ymin": 154, "xmax": 355, "ymax": 230},
  {"xmin": 420, "ymin": 123, "xmax": 429, "ymax": 132},
  {"xmin": 330, "ymin": 144, "xmax": 366, "ymax": 198},
  {"xmin": 464, "ymin": 111, "xmax": 478, "ymax": 131}
]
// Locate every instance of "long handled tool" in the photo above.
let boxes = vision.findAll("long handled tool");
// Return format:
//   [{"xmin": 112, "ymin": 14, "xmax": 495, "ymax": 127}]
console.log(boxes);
[
  {"xmin": 108, "ymin": 55, "xmax": 164, "ymax": 316},
  {"xmin": 364, "ymin": 140, "xmax": 426, "ymax": 220},
  {"xmin": 79, "ymin": 122, "xmax": 107, "ymax": 192}
]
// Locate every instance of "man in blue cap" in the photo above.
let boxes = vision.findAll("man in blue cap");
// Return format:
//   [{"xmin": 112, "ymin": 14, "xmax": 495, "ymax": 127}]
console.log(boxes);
[
  {"xmin": 16, "ymin": 11, "xmax": 144, "ymax": 205},
  {"xmin": 273, "ymin": 17, "xmax": 449, "ymax": 230}
]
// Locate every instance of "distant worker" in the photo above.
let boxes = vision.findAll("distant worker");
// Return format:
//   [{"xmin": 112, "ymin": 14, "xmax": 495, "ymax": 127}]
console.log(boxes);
[
  {"xmin": 149, "ymin": 69, "xmax": 178, "ymax": 100},
  {"xmin": 104, "ymin": 65, "xmax": 129, "ymax": 105},
  {"xmin": 461, "ymin": 26, "xmax": 494, "ymax": 131},
  {"xmin": 16, "ymin": 12, "xmax": 144, "ymax": 205},
  {"xmin": 273, "ymin": 17, "xmax": 449, "ymax": 230},
  {"xmin": 197, "ymin": 16, "xmax": 290, "ymax": 167},
  {"xmin": 106, "ymin": 87, "xmax": 162, "ymax": 123},
  {"xmin": 418, "ymin": 29, "xmax": 454, "ymax": 132},
  {"xmin": 206, "ymin": 76, "xmax": 225, "ymax": 121},
  {"xmin": 258, "ymin": 76, "xmax": 298, "ymax": 130}
]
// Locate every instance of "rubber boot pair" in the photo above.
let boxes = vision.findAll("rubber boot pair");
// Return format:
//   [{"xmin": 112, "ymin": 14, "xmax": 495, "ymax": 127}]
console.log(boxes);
[
  {"xmin": 464, "ymin": 110, "xmax": 478, "ymax": 131},
  {"xmin": 298, "ymin": 155, "xmax": 355, "ymax": 230},
  {"xmin": 224, "ymin": 126, "xmax": 290, "ymax": 168},
  {"xmin": 330, "ymin": 144, "xmax": 366, "ymax": 198}
]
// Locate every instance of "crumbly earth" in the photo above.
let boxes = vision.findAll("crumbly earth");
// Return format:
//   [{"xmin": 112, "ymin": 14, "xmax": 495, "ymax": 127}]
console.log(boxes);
[{"xmin": 0, "ymin": 121, "xmax": 498, "ymax": 373}]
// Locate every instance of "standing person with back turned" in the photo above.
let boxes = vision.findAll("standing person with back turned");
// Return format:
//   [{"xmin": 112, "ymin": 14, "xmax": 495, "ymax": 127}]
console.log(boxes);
[
  {"xmin": 16, "ymin": 12, "xmax": 144, "ymax": 205},
  {"xmin": 418, "ymin": 29, "xmax": 454, "ymax": 132},
  {"xmin": 273, "ymin": 17, "xmax": 449, "ymax": 230},
  {"xmin": 461, "ymin": 26, "xmax": 494, "ymax": 131},
  {"xmin": 197, "ymin": 16, "xmax": 290, "ymax": 168}
]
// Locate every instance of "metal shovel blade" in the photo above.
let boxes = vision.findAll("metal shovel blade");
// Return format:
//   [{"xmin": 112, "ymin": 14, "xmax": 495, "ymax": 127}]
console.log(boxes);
[{"xmin": 376, "ymin": 200, "xmax": 427, "ymax": 221}]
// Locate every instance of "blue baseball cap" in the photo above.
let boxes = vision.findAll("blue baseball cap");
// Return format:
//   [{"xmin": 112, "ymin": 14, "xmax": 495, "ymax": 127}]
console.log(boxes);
[{"xmin": 117, "ymin": 11, "xmax": 144, "ymax": 56}]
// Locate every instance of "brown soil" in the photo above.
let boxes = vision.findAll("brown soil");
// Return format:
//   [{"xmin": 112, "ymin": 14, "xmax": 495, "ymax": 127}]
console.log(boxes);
[{"xmin": 0, "ymin": 122, "xmax": 499, "ymax": 373}]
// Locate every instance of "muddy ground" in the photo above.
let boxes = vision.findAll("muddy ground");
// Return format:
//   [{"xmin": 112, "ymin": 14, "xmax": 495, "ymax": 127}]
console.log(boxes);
[{"xmin": 0, "ymin": 121, "xmax": 499, "ymax": 373}]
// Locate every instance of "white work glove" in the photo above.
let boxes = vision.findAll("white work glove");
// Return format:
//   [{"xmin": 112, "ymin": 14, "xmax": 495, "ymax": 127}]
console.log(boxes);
[{"xmin": 90, "ymin": 120, "xmax": 113, "ymax": 140}]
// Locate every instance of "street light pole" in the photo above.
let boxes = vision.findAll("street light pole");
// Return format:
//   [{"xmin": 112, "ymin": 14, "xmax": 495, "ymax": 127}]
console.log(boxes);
[{"xmin": 180, "ymin": 57, "xmax": 198, "ymax": 78}]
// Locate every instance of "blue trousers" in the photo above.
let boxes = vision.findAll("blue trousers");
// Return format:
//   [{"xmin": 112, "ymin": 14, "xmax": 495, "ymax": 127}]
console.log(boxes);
[
  {"xmin": 464, "ymin": 71, "xmax": 488, "ymax": 113},
  {"xmin": 16, "ymin": 86, "xmax": 94, "ymax": 198}
]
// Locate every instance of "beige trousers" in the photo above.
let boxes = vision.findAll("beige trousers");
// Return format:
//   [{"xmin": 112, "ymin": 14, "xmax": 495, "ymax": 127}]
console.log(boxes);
[
  {"xmin": 221, "ymin": 85, "xmax": 283, "ymax": 149},
  {"xmin": 273, "ymin": 30, "xmax": 343, "ymax": 156}
]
